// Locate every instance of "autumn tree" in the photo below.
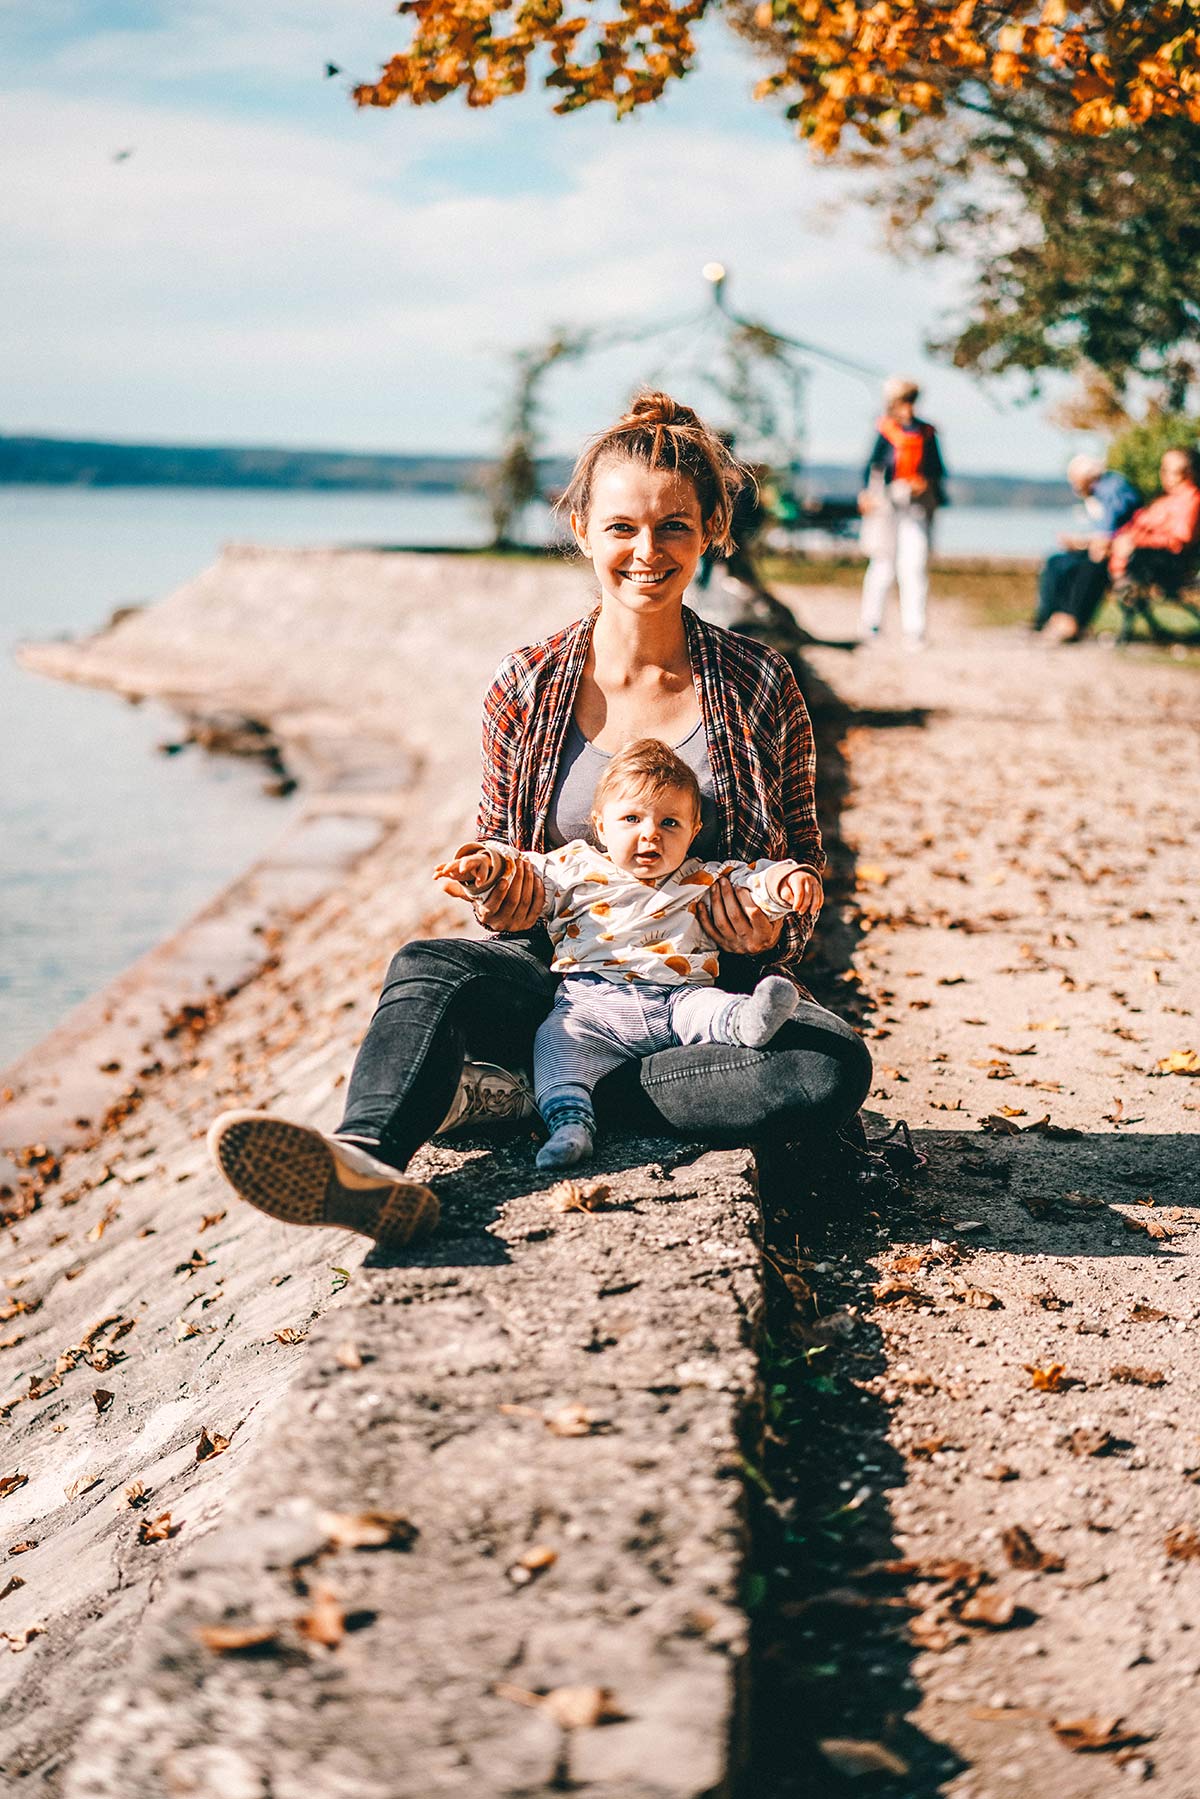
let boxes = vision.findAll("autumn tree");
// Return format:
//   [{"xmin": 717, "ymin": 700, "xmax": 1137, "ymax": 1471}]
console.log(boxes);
[
  {"xmin": 853, "ymin": 103, "xmax": 1200, "ymax": 406},
  {"xmin": 353, "ymin": 0, "xmax": 1200, "ymax": 151}
]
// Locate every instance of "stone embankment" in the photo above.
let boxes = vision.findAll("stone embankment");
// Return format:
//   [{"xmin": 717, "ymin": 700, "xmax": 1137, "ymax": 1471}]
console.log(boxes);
[{"xmin": 2, "ymin": 550, "xmax": 758, "ymax": 1797}]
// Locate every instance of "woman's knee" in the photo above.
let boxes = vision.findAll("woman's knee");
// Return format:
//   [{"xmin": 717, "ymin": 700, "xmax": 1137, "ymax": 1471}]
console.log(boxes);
[
  {"xmin": 380, "ymin": 934, "xmax": 549, "ymax": 998},
  {"xmin": 773, "ymin": 1007, "xmax": 873, "ymax": 1122},
  {"xmin": 381, "ymin": 936, "xmax": 477, "ymax": 992}
]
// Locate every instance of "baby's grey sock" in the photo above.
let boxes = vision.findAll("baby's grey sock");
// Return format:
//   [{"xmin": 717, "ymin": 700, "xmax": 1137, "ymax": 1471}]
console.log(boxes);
[
  {"xmin": 536, "ymin": 1121, "xmax": 595, "ymax": 1171},
  {"xmin": 732, "ymin": 975, "xmax": 799, "ymax": 1049}
]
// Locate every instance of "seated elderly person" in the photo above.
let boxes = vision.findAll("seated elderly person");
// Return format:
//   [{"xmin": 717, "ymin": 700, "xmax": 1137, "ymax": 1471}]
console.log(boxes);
[
  {"xmin": 1035, "ymin": 455, "xmax": 1140, "ymax": 641},
  {"xmin": 1109, "ymin": 447, "xmax": 1200, "ymax": 598}
]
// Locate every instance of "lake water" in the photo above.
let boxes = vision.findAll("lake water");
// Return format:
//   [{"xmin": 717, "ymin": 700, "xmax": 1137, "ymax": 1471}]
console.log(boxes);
[{"xmin": 0, "ymin": 484, "xmax": 1073, "ymax": 1068}]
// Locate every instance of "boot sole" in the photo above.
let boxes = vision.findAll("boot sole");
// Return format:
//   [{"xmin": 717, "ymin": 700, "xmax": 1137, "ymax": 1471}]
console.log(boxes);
[{"xmin": 207, "ymin": 1111, "xmax": 439, "ymax": 1246}]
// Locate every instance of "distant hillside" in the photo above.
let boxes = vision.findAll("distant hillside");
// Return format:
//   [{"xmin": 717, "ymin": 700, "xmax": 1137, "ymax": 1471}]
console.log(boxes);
[
  {"xmin": 0, "ymin": 434, "xmax": 494, "ymax": 494},
  {"xmin": 0, "ymin": 433, "xmax": 1072, "ymax": 508}
]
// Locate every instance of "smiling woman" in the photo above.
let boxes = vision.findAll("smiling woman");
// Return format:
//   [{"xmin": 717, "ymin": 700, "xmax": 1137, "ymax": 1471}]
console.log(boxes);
[{"xmin": 208, "ymin": 390, "xmax": 876, "ymax": 1239}]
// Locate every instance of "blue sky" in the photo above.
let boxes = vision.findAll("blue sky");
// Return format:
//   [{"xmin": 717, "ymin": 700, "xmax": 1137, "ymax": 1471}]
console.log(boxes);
[{"xmin": 3, "ymin": 0, "xmax": 1082, "ymax": 472}]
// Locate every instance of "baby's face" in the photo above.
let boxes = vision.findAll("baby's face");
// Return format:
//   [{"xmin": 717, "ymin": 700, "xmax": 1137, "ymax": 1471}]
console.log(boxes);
[{"xmin": 595, "ymin": 781, "xmax": 699, "ymax": 882}]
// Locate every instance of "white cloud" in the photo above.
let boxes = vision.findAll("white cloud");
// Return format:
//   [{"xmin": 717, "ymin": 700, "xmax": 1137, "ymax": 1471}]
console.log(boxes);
[{"xmin": 2, "ymin": 64, "xmax": 1075, "ymax": 469}]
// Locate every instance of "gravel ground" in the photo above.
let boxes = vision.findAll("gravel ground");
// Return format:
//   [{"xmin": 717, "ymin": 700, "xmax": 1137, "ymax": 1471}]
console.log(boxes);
[{"xmin": 749, "ymin": 587, "xmax": 1200, "ymax": 1797}]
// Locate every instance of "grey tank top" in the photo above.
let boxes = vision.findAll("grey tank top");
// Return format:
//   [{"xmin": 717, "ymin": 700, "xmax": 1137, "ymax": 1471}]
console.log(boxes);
[{"xmin": 545, "ymin": 717, "xmax": 720, "ymax": 858}]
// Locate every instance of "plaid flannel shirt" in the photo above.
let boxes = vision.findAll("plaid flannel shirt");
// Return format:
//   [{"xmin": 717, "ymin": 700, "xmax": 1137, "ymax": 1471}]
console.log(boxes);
[{"xmin": 476, "ymin": 606, "xmax": 824, "ymax": 983}]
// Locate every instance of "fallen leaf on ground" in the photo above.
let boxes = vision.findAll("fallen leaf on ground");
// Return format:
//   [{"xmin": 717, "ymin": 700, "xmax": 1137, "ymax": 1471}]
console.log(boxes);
[
  {"xmin": 818, "ymin": 1739, "xmax": 910, "ymax": 1778},
  {"xmin": 92, "ymin": 1390, "xmax": 113, "ymax": 1414},
  {"xmin": 64, "ymin": 1474, "xmax": 102, "ymax": 1501},
  {"xmin": 548, "ymin": 1179, "xmax": 611, "ymax": 1213},
  {"xmin": 981, "ymin": 1114, "xmax": 1021, "ymax": 1135},
  {"xmin": 1025, "ymin": 1364, "xmax": 1075, "ymax": 1392},
  {"xmin": 273, "ymin": 1327, "xmax": 307, "ymax": 1346},
  {"xmin": 1153, "ymin": 1049, "xmax": 1199, "ymax": 1076},
  {"xmin": 137, "ymin": 1512, "xmax": 175, "ymax": 1545},
  {"xmin": 1024, "ymin": 1117, "xmax": 1084, "ymax": 1140},
  {"xmin": 1029, "ymin": 1289, "xmax": 1071, "ymax": 1310},
  {"xmin": 173, "ymin": 1249, "xmax": 210, "ymax": 1276},
  {"xmin": 334, "ymin": 1340, "xmax": 363, "ymax": 1370},
  {"xmin": 316, "ymin": 1509, "xmax": 418, "ymax": 1552},
  {"xmin": 1123, "ymin": 1215, "xmax": 1178, "ymax": 1240},
  {"xmin": 507, "ymin": 1544, "xmax": 559, "ymax": 1586},
  {"xmin": 1110, "ymin": 1365, "xmax": 1165, "ymax": 1387},
  {"xmin": 1164, "ymin": 1527, "xmax": 1200, "ymax": 1562},
  {"xmin": 1129, "ymin": 1304, "xmax": 1170, "ymax": 1323},
  {"xmin": 8, "ymin": 1541, "xmax": 37, "ymax": 1554},
  {"xmin": 0, "ymin": 1474, "xmax": 28, "ymax": 1500},
  {"xmin": 124, "ymin": 1482, "xmax": 148, "ymax": 1508},
  {"xmin": 1, "ymin": 1623, "xmax": 45, "ymax": 1652},
  {"xmin": 1002, "ymin": 1526, "xmax": 1064, "ymax": 1572},
  {"xmin": 956, "ymin": 1287, "xmax": 1002, "ymax": 1310},
  {"xmin": 957, "ymin": 1590, "xmax": 1024, "ymax": 1629},
  {"xmin": 0, "ymin": 1576, "xmax": 25, "ymax": 1601},
  {"xmin": 1051, "ymin": 1716, "xmax": 1153, "ymax": 1753},
  {"xmin": 910, "ymin": 1436, "xmax": 959, "ymax": 1460},
  {"xmin": 547, "ymin": 1403, "xmax": 603, "ymax": 1436},
  {"xmin": 1063, "ymin": 1427, "xmax": 1117, "ymax": 1457},
  {"xmin": 196, "ymin": 1622, "xmax": 281, "ymax": 1654},
  {"xmin": 907, "ymin": 1610, "xmax": 961, "ymax": 1652},
  {"xmin": 871, "ymin": 1280, "xmax": 927, "ymax": 1307},
  {"xmin": 296, "ymin": 1580, "xmax": 345, "ymax": 1648},
  {"xmin": 195, "ymin": 1429, "xmax": 230, "ymax": 1462},
  {"xmin": 980, "ymin": 1463, "xmax": 1018, "ymax": 1482},
  {"xmin": 545, "ymin": 1685, "xmax": 625, "ymax": 1729}
]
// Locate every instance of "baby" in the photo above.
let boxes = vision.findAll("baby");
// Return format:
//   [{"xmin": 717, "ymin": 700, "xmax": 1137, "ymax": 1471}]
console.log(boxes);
[{"xmin": 436, "ymin": 737, "xmax": 823, "ymax": 1171}]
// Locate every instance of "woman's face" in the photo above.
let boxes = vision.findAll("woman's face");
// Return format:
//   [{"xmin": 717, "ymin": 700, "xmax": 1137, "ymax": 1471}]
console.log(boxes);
[{"xmin": 572, "ymin": 458, "xmax": 708, "ymax": 616}]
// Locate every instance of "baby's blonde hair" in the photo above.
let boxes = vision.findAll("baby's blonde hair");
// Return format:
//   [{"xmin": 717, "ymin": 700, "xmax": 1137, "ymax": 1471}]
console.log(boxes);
[{"xmin": 592, "ymin": 737, "xmax": 702, "ymax": 824}]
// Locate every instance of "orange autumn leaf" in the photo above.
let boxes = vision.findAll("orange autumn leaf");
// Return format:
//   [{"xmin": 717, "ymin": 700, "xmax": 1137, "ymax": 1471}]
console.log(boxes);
[
  {"xmin": 1025, "ymin": 1362, "xmax": 1070, "ymax": 1391},
  {"xmin": 347, "ymin": 0, "xmax": 1200, "ymax": 151}
]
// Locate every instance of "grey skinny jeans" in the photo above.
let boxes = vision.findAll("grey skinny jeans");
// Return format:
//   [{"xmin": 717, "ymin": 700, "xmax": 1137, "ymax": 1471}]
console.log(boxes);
[{"xmin": 338, "ymin": 935, "xmax": 872, "ymax": 1172}]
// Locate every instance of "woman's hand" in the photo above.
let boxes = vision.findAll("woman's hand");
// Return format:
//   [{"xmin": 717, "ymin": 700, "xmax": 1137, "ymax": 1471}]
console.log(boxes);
[
  {"xmin": 474, "ymin": 856, "xmax": 545, "ymax": 932},
  {"xmin": 696, "ymin": 875, "xmax": 785, "ymax": 955}
]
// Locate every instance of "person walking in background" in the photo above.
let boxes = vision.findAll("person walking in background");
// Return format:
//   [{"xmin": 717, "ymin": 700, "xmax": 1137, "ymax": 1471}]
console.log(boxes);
[
  {"xmin": 1035, "ymin": 455, "xmax": 1140, "ymax": 641},
  {"xmin": 858, "ymin": 376, "xmax": 947, "ymax": 648}
]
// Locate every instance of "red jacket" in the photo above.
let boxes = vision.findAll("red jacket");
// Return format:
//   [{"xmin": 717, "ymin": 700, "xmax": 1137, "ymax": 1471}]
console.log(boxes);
[{"xmin": 1111, "ymin": 480, "xmax": 1200, "ymax": 578}]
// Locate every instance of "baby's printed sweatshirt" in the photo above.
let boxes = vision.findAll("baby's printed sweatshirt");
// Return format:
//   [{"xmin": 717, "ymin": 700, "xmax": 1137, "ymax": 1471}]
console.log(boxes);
[{"xmin": 466, "ymin": 838, "xmax": 809, "ymax": 987}]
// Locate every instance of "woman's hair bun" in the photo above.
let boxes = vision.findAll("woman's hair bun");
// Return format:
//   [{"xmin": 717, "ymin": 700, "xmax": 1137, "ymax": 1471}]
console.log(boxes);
[
  {"xmin": 621, "ymin": 390, "xmax": 701, "ymax": 431},
  {"xmin": 562, "ymin": 387, "xmax": 749, "ymax": 554}
]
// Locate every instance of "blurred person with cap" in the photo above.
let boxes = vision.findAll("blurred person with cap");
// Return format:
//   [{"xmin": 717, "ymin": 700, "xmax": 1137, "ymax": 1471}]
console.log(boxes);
[
  {"xmin": 1035, "ymin": 453, "xmax": 1140, "ymax": 641},
  {"xmin": 858, "ymin": 376, "xmax": 947, "ymax": 648}
]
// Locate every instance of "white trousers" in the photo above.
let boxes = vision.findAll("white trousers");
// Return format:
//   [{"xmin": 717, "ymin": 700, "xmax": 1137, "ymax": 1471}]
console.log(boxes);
[{"xmin": 860, "ymin": 508, "xmax": 931, "ymax": 641}]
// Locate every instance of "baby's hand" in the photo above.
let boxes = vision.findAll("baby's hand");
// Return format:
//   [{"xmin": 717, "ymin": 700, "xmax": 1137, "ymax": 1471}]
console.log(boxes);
[
  {"xmin": 434, "ymin": 848, "xmax": 499, "ymax": 900},
  {"xmin": 780, "ymin": 868, "xmax": 823, "ymax": 915}
]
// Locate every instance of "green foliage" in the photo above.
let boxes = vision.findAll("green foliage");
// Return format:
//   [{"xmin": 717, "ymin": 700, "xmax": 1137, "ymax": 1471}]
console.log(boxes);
[
  {"xmin": 858, "ymin": 108, "xmax": 1200, "ymax": 404},
  {"xmin": 1107, "ymin": 412, "xmax": 1200, "ymax": 499}
]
